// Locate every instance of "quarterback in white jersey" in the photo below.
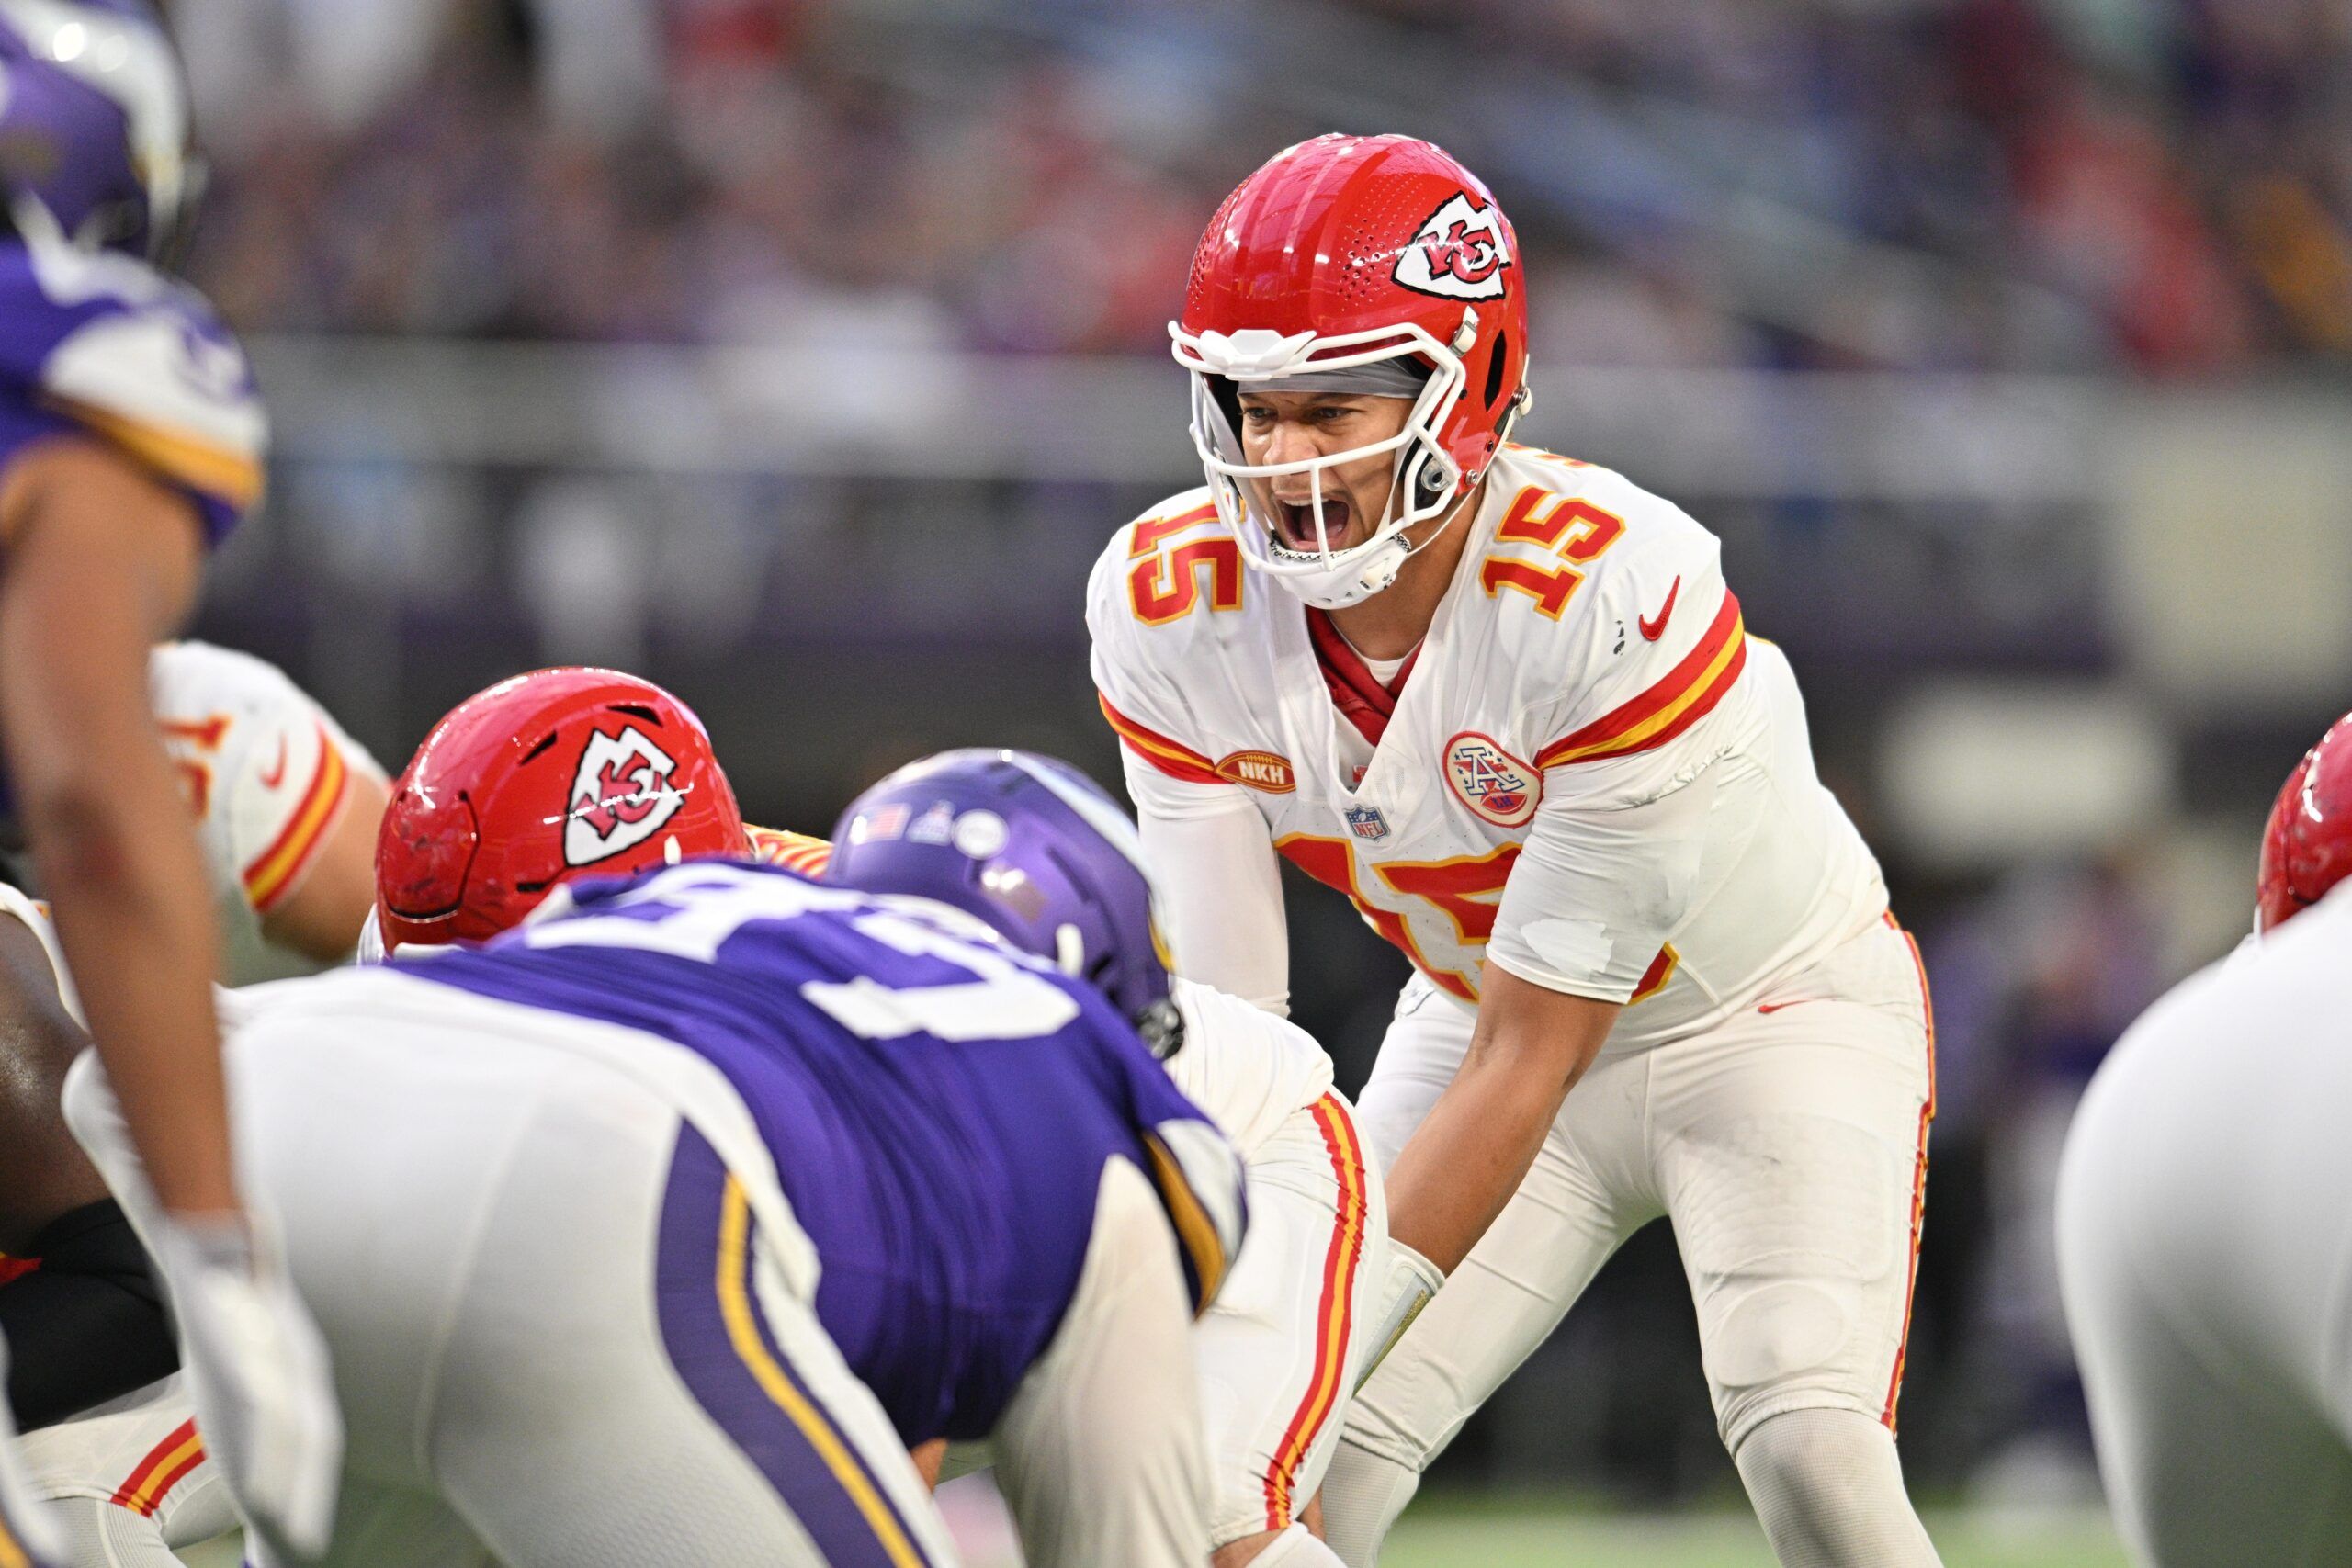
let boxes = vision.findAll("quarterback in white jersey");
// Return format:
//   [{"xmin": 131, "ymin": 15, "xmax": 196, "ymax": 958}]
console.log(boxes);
[
  {"xmin": 2059, "ymin": 712, "xmax": 2352, "ymax": 1565},
  {"xmin": 1089, "ymin": 134, "xmax": 1940, "ymax": 1567},
  {"xmin": 4, "ymin": 643, "xmax": 385, "ymax": 1568}
]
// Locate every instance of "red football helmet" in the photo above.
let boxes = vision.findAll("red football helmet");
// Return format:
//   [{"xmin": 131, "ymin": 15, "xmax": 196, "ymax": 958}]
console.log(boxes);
[
  {"xmin": 1172, "ymin": 133, "xmax": 1532, "ymax": 607},
  {"xmin": 2257, "ymin": 709, "xmax": 2352, "ymax": 933},
  {"xmin": 374, "ymin": 667, "xmax": 748, "ymax": 953}
]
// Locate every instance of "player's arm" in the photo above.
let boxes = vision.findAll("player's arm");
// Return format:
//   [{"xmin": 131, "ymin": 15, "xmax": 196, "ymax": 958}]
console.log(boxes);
[
  {"xmin": 0, "ymin": 438, "xmax": 233, "ymax": 1215},
  {"xmin": 255, "ymin": 765, "xmax": 388, "ymax": 962},
  {"xmin": 1382, "ymin": 970, "xmax": 1618, "ymax": 1273},
  {"xmin": 1126, "ymin": 761, "xmax": 1291, "ymax": 1014},
  {"xmin": 1381, "ymin": 745, "xmax": 1731, "ymax": 1273}
]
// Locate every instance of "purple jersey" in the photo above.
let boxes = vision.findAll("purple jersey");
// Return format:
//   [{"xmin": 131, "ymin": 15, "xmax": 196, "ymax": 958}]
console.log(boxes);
[
  {"xmin": 0, "ymin": 219, "xmax": 264, "ymax": 547},
  {"xmin": 399, "ymin": 859, "xmax": 1245, "ymax": 1444}
]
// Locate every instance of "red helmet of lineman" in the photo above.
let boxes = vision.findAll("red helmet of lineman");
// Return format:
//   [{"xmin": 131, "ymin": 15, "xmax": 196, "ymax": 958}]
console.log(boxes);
[
  {"xmin": 2256, "ymin": 709, "xmax": 2352, "ymax": 932},
  {"xmin": 1172, "ymin": 133, "xmax": 1532, "ymax": 609},
  {"xmin": 374, "ymin": 667, "xmax": 747, "ymax": 953}
]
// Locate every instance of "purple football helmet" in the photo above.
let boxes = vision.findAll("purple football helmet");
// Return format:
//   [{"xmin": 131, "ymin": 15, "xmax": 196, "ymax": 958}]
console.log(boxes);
[
  {"xmin": 827, "ymin": 749, "xmax": 1185, "ymax": 1059},
  {"xmin": 0, "ymin": 0, "xmax": 198, "ymax": 259}
]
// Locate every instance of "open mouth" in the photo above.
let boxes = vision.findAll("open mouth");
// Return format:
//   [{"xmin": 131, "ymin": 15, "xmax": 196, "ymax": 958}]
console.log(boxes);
[{"xmin": 1272, "ymin": 498, "xmax": 1355, "ymax": 554}]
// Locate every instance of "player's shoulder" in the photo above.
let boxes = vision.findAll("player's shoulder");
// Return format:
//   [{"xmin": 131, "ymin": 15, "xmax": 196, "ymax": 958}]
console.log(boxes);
[
  {"xmin": 1472, "ymin": 446, "xmax": 1721, "ymax": 667},
  {"xmin": 1483, "ymin": 444, "xmax": 1720, "ymax": 591},
  {"xmin": 0, "ymin": 226, "xmax": 266, "ymax": 538},
  {"xmin": 148, "ymin": 640, "xmax": 320, "ymax": 728},
  {"xmin": 1086, "ymin": 486, "xmax": 1245, "ymax": 636}
]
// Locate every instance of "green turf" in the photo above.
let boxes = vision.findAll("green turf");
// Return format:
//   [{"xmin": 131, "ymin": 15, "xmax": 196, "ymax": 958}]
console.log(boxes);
[{"xmin": 1384, "ymin": 1500, "xmax": 2128, "ymax": 1568}]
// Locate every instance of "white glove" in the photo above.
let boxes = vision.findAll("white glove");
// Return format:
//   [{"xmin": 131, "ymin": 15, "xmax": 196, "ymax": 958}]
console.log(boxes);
[
  {"xmin": 150, "ymin": 1213, "xmax": 344, "ymax": 1562},
  {"xmin": 1356, "ymin": 1240, "xmax": 1444, "ymax": 1392}
]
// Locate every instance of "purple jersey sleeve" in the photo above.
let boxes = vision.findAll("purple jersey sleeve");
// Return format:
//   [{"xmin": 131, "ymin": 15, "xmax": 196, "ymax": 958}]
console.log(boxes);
[{"xmin": 0, "ymin": 227, "xmax": 265, "ymax": 547}]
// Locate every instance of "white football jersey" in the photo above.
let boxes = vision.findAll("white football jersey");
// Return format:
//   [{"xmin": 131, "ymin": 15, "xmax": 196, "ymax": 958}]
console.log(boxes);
[
  {"xmin": 1166, "ymin": 976, "xmax": 1335, "ymax": 1156},
  {"xmin": 148, "ymin": 640, "xmax": 386, "ymax": 983},
  {"xmin": 1088, "ymin": 445, "xmax": 1888, "ymax": 1055}
]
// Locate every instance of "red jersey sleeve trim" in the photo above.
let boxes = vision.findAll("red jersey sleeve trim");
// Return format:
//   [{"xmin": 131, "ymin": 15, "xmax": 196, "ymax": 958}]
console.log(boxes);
[
  {"xmin": 1098, "ymin": 693, "xmax": 1224, "ymax": 785},
  {"xmin": 1535, "ymin": 592, "xmax": 1747, "ymax": 769}
]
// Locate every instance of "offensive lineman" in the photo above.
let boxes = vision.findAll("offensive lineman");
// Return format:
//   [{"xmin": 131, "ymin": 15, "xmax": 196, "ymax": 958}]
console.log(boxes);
[
  {"xmin": 2057, "ymin": 712, "xmax": 2352, "ymax": 1565},
  {"xmin": 0, "ymin": 2, "xmax": 336, "ymax": 1557},
  {"xmin": 5, "ymin": 639, "xmax": 387, "ymax": 1568},
  {"xmin": 1088, "ymin": 134, "xmax": 1940, "ymax": 1566}
]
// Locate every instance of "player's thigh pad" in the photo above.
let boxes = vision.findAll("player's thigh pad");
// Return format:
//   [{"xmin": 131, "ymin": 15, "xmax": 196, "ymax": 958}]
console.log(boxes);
[
  {"xmin": 1650, "ymin": 919, "xmax": 1935, "ymax": 1450},
  {"xmin": 991, "ymin": 1156, "xmax": 1211, "ymax": 1568},
  {"xmin": 1195, "ymin": 1094, "xmax": 1386, "ymax": 1546},
  {"xmin": 1343, "ymin": 1043, "xmax": 1658, "ymax": 1472}
]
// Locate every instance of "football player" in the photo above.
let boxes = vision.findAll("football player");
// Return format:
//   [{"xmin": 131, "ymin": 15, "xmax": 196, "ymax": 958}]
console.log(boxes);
[
  {"xmin": 2057, "ymin": 711, "xmax": 2352, "ymax": 1564},
  {"xmin": 830, "ymin": 750, "xmax": 1399, "ymax": 1568},
  {"xmin": 69, "ymin": 757, "xmax": 1244, "ymax": 1565},
  {"xmin": 1088, "ymin": 134, "xmax": 1940, "ymax": 1567},
  {"xmin": 0, "ymin": 2, "xmax": 336, "ymax": 1557},
  {"xmin": 5, "ymin": 639, "xmax": 387, "ymax": 1568}
]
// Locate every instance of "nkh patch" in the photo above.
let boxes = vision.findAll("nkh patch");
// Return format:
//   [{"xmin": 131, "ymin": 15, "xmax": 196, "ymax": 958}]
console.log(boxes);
[
  {"xmin": 565, "ymin": 725, "xmax": 685, "ymax": 866},
  {"xmin": 1344, "ymin": 804, "xmax": 1390, "ymax": 841},
  {"xmin": 1443, "ymin": 732, "xmax": 1542, "ymax": 829}
]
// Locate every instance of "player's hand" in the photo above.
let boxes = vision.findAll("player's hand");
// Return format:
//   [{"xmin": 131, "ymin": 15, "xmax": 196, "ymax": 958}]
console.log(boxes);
[
  {"xmin": 1357, "ymin": 1239, "xmax": 1444, "ymax": 1390},
  {"xmin": 150, "ymin": 1210, "xmax": 343, "ymax": 1561}
]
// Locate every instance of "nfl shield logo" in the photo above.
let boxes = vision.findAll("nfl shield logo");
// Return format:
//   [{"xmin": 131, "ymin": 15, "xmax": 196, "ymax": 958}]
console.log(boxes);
[{"xmin": 1344, "ymin": 804, "xmax": 1390, "ymax": 841}]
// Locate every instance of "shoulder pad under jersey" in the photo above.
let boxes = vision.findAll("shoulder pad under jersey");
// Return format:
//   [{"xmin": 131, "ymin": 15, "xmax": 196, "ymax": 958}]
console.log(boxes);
[{"xmin": 0, "ymin": 213, "xmax": 266, "ymax": 545}]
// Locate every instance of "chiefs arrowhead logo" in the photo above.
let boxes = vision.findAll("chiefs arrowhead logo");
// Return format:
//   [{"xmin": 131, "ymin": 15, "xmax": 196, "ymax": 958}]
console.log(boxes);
[
  {"xmin": 564, "ymin": 725, "xmax": 686, "ymax": 867},
  {"xmin": 1392, "ymin": 193, "xmax": 1512, "ymax": 302}
]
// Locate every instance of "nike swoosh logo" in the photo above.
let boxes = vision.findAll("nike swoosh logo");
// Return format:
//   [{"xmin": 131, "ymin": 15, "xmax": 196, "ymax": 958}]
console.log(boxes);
[
  {"xmin": 1638, "ymin": 576, "xmax": 1681, "ymax": 642},
  {"xmin": 1756, "ymin": 998, "xmax": 1827, "ymax": 1015},
  {"xmin": 258, "ymin": 736, "xmax": 289, "ymax": 789}
]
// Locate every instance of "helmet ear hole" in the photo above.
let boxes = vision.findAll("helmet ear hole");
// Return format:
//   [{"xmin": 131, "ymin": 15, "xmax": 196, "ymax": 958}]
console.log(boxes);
[{"xmin": 1484, "ymin": 332, "xmax": 1510, "ymax": 410}]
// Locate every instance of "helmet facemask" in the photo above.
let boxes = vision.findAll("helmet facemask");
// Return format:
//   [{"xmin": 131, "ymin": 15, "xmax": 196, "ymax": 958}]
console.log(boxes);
[{"xmin": 1172, "ymin": 319, "xmax": 1474, "ymax": 610}]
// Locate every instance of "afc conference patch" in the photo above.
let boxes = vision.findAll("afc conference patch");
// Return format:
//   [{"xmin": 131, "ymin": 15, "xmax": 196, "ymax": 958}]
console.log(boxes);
[
  {"xmin": 1344, "ymin": 803, "xmax": 1390, "ymax": 841},
  {"xmin": 1443, "ymin": 732, "xmax": 1542, "ymax": 829}
]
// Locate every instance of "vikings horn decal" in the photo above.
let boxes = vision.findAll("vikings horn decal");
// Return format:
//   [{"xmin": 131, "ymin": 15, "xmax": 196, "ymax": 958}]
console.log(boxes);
[
  {"xmin": 1391, "ymin": 192, "xmax": 1513, "ymax": 302},
  {"xmin": 564, "ymin": 725, "xmax": 687, "ymax": 866}
]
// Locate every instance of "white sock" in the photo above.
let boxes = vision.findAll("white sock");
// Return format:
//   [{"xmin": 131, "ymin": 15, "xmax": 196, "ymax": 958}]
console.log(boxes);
[
  {"xmin": 1315, "ymin": 1434, "xmax": 1420, "ymax": 1568},
  {"xmin": 1733, "ymin": 1408, "xmax": 1943, "ymax": 1568},
  {"xmin": 1247, "ymin": 1521, "xmax": 1348, "ymax": 1567}
]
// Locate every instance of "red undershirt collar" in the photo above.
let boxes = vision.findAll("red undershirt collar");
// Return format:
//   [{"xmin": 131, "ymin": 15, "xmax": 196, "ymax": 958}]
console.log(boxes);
[{"xmin": 1306, "ymin": 609, "xmax": 1421, "ymax": 748}]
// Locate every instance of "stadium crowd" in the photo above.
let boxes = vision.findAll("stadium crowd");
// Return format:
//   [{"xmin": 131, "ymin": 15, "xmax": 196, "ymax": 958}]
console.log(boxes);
[{"xmin": 176, "ymin": 0, "xmax": 2351, "ymax": 373}]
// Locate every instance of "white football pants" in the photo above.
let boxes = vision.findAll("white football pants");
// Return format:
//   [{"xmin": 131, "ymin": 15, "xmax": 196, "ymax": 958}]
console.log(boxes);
[
  {"xmin": 1197, "ymin": 1093, "xmax": 1388, "ymax": 1548},
  {"xmin": 17, "ymin": 1376, "xmax": 232, "ymax": 1568},
  {"xmin": 2058, "ymin": 905, "xmax": 2352, "ymax": 1568},
  {"xmin": 1329, "ymin": 914, "xmax": 1936, "ymax": 1561}
]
